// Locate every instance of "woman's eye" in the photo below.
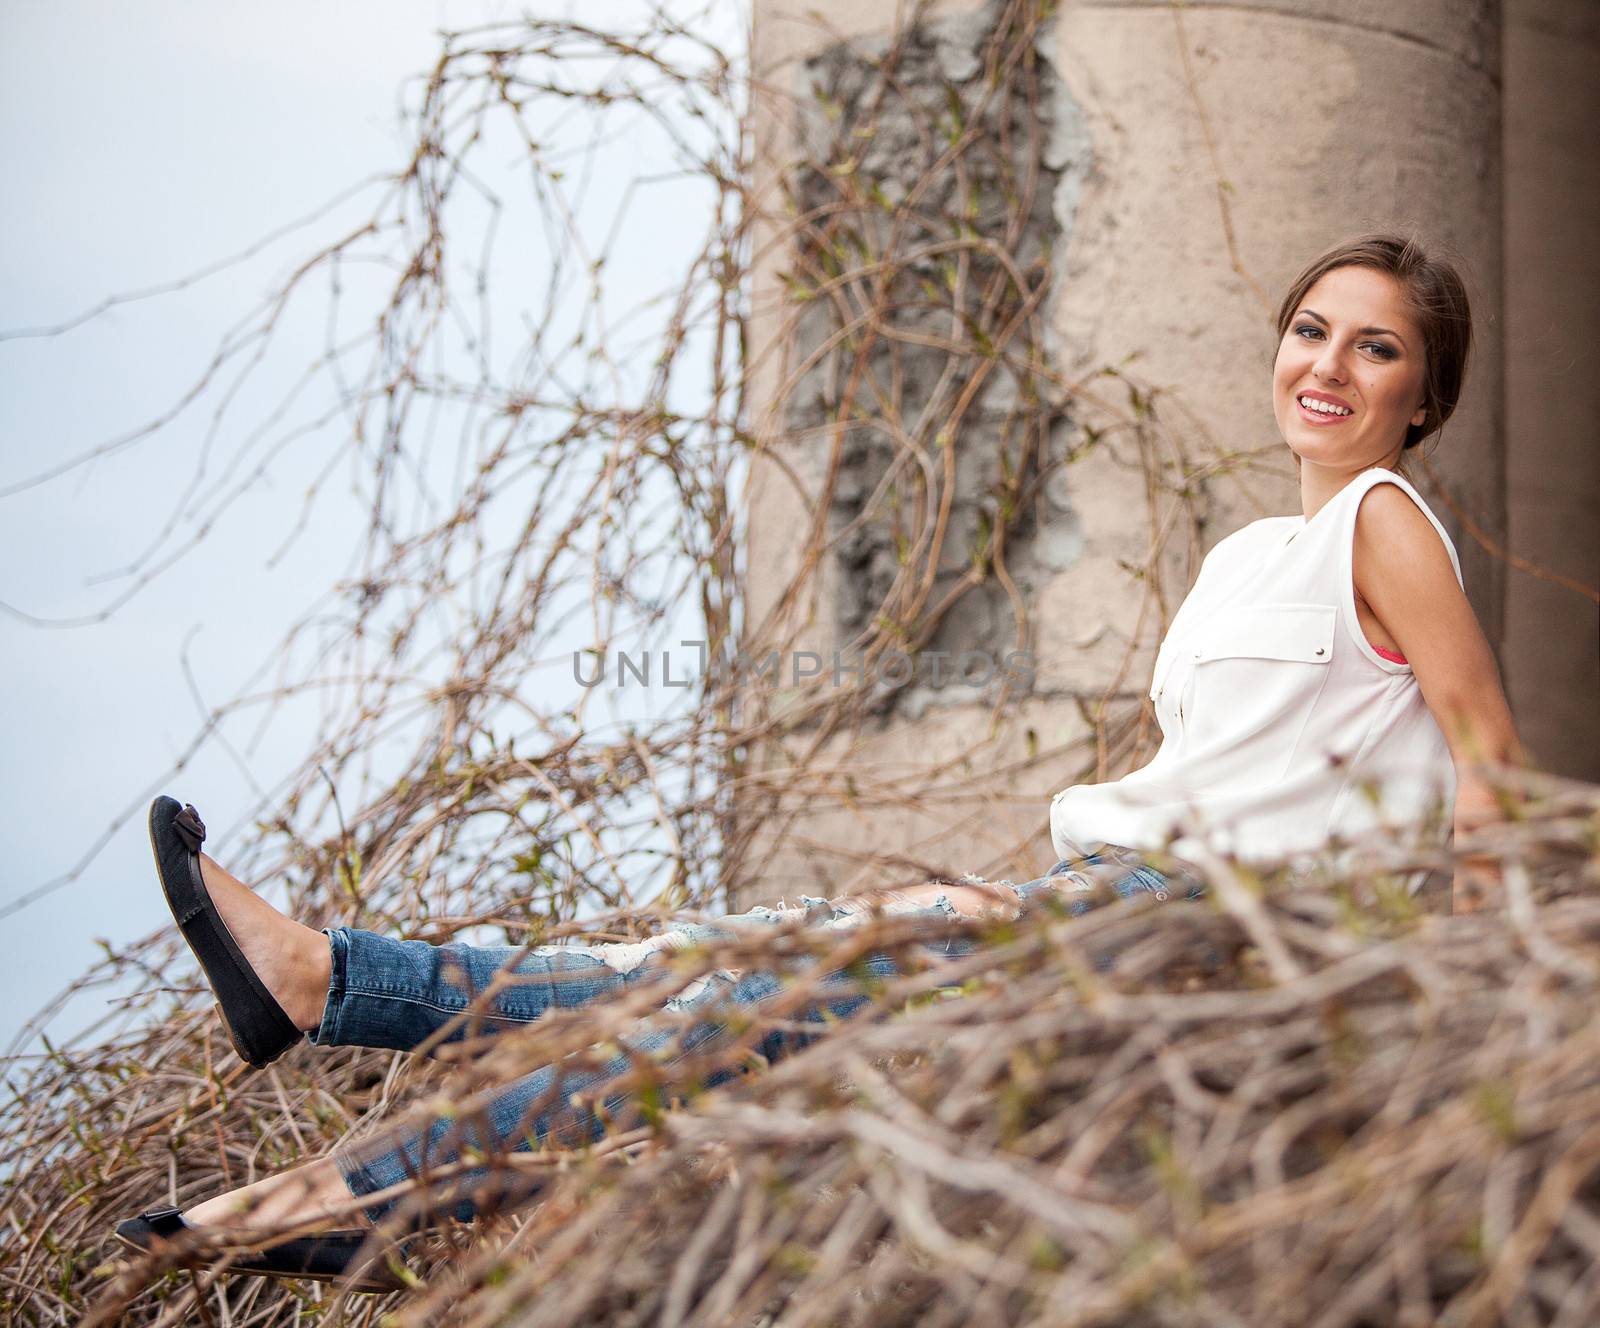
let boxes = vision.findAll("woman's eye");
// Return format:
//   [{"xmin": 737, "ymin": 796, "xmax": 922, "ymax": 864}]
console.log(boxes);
[{"xmin": 1293, "ymin": 326, "xmax": 1396, "ymax": 359}]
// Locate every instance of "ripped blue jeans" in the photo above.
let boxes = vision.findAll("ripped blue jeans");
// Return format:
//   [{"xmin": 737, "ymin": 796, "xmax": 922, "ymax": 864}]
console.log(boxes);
[{"xmin": 316, "ymin": 847, "xmax": 1203, "ymax": 1222}]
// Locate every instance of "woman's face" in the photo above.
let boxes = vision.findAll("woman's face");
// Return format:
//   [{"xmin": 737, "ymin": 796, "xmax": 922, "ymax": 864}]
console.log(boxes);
[{"xmin": 1272, "ymin": 265, "xmax": 1428, "ymax": 474}]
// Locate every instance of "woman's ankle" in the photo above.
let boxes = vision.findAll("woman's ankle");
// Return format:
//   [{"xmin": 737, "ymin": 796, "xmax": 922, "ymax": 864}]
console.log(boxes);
[
  {"xmin": 196, "ymin": 854, "xmax": 331, "ymax": 1032},
  {"xmin": 251, "ymin": 917, "xmax": 330, "ymax": 1033},
  {"xmin": 294, "ymin": 927, "xmax": 334, "ymax": 1032}
]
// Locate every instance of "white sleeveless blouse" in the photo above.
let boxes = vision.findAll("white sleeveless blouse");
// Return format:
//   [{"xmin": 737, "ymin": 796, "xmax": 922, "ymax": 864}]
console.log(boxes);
[{"xmin": 1050, "ymin": 468, "xmax": 1462, "ymax": 874}]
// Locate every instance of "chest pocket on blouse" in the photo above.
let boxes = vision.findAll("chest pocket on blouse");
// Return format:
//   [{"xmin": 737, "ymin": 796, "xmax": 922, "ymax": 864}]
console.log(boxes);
[{"xmin": 1183, "ymin": 603, "xmax": 1337, "ymax": 772}]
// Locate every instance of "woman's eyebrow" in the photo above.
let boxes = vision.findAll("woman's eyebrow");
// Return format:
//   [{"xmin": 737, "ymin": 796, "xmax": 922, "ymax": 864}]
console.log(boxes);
[{"xmin": 1299, "ymin": 308, "xmax": 1407, "ymax": 346}]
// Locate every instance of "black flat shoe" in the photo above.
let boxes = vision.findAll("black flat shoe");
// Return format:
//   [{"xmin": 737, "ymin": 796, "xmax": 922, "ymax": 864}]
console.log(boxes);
[
  {"xmin": 149, "ymin": 796, "xmax": 301, "ymax": 1068},
  {"xmin": 113, "ymin": 1206, "xmax": 409, "ymax": 1295}
]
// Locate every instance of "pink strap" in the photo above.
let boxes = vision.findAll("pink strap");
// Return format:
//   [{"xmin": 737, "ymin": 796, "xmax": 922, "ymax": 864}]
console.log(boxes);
[{"xmin": 1221, "ymin": 635, "xmax": 1409, "ymax": 663}]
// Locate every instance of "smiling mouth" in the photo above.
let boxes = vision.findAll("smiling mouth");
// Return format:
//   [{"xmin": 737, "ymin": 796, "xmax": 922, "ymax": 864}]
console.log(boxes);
[{"xmin": 1296, "ymin": 394, "xmax": 1353, "ymax": 423}]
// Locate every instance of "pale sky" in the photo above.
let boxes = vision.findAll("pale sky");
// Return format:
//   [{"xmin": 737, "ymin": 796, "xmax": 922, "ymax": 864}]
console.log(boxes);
[{"xmin": 0, "ymin": 0, "xmax": 730, "ymax": 1059}]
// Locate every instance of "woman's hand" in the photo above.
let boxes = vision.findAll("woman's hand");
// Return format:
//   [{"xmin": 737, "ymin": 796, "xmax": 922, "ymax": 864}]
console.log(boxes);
[{"xmin": 1451, "ymin": 774, "xmax": 1512, "ymax": 914}]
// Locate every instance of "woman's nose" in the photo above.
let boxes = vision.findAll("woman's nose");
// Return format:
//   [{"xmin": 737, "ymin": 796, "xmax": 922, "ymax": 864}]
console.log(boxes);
[{"xmin": 1314, "ymin": 340, "xmax": 1350, "ymax": 381}]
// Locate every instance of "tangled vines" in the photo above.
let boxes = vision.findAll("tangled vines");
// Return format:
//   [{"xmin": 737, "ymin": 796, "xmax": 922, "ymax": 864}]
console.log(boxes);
[
  {"xmin": 3, "ymin": 1, "xmax": 1597, "ymax": 1324},
  {"xmin": 5, "ymin": 765, "xmax": 1598, "ymax": 1326}
]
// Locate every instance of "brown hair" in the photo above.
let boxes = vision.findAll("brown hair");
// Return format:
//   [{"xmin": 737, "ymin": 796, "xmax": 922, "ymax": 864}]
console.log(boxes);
[{"xmin": 1273, "ymin": 231, "xmax": 1474, "ymax": 477}]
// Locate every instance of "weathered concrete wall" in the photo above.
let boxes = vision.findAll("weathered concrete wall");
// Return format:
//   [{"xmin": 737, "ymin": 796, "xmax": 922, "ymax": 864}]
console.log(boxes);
[
  {"xmin": 783, "ymin": 9, "xmax": 1082, "ymax": 722},
  {"xmin": 736, "ymin": 0, "xmax": 1527, "ymax": 904},
  {"xmin": 1502, "ymin": 0, "xmax": 1600, "ymax": 780},
  {"xmin": 739, "ymin": 0, "xmax": 1076, "ymax": 900}
]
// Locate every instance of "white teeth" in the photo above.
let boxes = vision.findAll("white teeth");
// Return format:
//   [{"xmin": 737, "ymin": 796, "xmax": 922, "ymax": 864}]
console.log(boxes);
[{"xmin": 1299, "ymin": 395, "xmax": 1351, "ymax": 416}]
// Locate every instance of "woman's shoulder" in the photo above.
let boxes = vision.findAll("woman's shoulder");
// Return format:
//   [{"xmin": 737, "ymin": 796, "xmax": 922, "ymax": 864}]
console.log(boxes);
[
  {"xmin": 1340, "ymin": 466, "xmax": 1447, "ymax": 524},
  {"xmin": 1345, "ymin": 469, "xmax": 1464, "ymax": 589}
]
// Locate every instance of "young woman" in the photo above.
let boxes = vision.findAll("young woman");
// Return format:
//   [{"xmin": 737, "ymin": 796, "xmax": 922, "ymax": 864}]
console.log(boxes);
[
  {"xmin": 1051, "ymin": 237, "xmax": 1525, "ymax": 906},
  {"xmin": 114, "ymin": 232, "xmax": 1526, "ymax": 1290}
]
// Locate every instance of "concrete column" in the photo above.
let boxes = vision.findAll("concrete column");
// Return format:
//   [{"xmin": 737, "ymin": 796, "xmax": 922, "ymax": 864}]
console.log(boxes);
[
  {"xmin": 1502, "ymin": 0, "xmax": 1600, "ymax": 780},
  {"xmin": 736, "ymin": 0, "xmax": 1509, "ymax": 904}
]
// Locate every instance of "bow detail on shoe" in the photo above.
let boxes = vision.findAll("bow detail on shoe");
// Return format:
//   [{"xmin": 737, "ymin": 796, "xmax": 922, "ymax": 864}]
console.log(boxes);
[
  {"xmin": 134, "ymin": 1206, "xmax": 186, "ymax": 1237},
  {"xmin": 173, "ymin": 805, "xmax": 207, "ymax": 853},
  {"xmin": 114, "ymin": 1206, "xmax": 191, "ymax": 1252}
]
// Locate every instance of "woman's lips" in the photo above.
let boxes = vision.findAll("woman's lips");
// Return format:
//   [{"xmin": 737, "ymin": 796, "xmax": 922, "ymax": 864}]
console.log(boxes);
[{"xmin": 1296, "ymin": 397, "xmax": 1353, "ymax": 425}]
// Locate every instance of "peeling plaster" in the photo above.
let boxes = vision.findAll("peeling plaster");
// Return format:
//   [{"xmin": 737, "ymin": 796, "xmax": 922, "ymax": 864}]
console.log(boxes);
[{"xmin": 784, "ymin": 0, "xmax": 1092, "ymax": 720}]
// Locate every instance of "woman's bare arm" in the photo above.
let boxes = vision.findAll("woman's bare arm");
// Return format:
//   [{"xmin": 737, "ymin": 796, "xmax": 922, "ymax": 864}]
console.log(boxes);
[{"xmin": 1352, "ymin": 483, "xmax": 1531, "ymax": 912}]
